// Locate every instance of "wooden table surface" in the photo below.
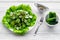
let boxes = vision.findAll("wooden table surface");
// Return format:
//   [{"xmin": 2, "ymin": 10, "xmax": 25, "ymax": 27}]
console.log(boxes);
[{"xmin": 0, "ymin": 0, "xmax": 60, "ymax": 40}]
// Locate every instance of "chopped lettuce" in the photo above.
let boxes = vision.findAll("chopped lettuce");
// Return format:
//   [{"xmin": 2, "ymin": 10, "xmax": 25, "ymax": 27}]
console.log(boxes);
[{"xmin": 2, "ymin": 4, "xmax": 37, "ymax": 35}]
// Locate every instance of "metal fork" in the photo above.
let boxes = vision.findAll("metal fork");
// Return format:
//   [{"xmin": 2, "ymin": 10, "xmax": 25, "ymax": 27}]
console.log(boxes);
[
  {"xmin": 34, "ymin": 3, "xmax": 49, "ymax": 36},
  {"xmin": 34, "ymin": 15, "xmax": 44, "ymax": 36}
]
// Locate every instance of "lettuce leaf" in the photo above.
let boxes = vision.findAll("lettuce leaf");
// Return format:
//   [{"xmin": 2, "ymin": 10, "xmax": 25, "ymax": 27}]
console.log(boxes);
[{"xmin": 2, "ymin": 4, "xmax": 37, "ymax": 35}]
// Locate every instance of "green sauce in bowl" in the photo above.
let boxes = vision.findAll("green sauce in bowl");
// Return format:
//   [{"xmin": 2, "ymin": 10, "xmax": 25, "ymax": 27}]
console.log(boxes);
[{"xmin": 46, "ymin": 12, "xmax": 58, "ymax": 25}]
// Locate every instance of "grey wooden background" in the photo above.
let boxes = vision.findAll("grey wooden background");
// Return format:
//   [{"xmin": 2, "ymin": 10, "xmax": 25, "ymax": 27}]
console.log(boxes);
[{"xmin": 0, "ymin": 0, "xmax": 60, "ymax": 40}]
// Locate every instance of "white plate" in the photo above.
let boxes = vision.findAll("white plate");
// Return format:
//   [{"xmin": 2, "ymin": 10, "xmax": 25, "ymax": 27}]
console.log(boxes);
[{"xmin": 1, "ymin": 3, "xmax": 39, "ymax": 34}]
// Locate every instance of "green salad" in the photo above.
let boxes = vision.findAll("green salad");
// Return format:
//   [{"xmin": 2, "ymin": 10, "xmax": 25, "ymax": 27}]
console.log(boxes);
[
  {"xmin": 2, "ymin": 4, "xmax": 37, "ymax": 34},
  {"xmin": 46, "ymin": 12, "xmax": 58, "ymax": 25}
]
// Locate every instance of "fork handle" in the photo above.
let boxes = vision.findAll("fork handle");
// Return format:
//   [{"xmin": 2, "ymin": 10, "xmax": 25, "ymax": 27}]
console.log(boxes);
[{"xmin": 34, "ymin": 23, "xmax": 42, "ymax": 36}]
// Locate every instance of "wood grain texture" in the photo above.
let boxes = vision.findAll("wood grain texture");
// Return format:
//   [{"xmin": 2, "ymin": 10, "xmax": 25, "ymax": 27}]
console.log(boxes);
[{"xmin": 0, "ymin": 1, "xmax": 60, "ymax": 40}]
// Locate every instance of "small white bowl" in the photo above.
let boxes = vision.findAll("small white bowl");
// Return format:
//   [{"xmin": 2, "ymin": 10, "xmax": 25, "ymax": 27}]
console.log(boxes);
[
  {"xmin": 34, "ymin": 3, "xmax": 49, "ymax": 14},
  {"xmin": 44, "ymin": 13, "xmax": 59, "ymax": 27}
]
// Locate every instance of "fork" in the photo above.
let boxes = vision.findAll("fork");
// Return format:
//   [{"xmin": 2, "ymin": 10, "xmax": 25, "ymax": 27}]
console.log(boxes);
[
  {"xmin": 34, "ymin": 3, "xmax": 49, "ymax": 36},
  {"xmin": 34, "ymin": 14, "xmax": 44, "ymax": 36}
]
